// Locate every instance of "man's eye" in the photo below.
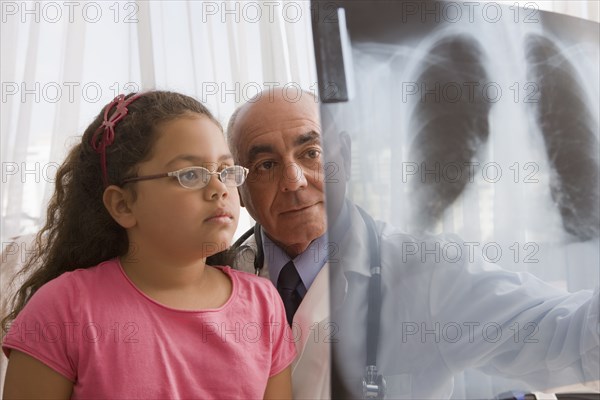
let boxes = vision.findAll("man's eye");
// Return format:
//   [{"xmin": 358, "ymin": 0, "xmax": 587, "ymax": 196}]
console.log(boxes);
[
  {"xmin": 256, "ymin": 161, "xmax": 275, "ymax": 172},
  {"xmin": 305, "ymin": 149, "xmax": 322, "ymax": 159}
]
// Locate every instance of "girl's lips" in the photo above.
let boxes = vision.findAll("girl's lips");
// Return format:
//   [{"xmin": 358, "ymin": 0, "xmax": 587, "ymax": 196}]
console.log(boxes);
[
  {"xmin": 205, "ymin": 215, "xmax": 234, "ymax": 223},
  {"xmin": 205, "ymin": 209, "xmax": 234, "ymax": 222}
]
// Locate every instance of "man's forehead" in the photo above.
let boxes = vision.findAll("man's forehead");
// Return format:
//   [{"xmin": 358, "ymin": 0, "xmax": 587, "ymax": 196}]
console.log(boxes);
[
  {"xmin": 237, "ymin": 98, "xmax": 320, "ymax": 137},
  {"xmin": 242, "ymin": 116, "xmax": 321, "ymax": 137}
]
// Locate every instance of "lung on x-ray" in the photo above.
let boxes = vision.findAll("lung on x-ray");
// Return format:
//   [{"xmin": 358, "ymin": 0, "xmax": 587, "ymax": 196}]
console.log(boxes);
[{"xmin": 312, "ymin": 1, "xmax": 599, "ymax": 398}]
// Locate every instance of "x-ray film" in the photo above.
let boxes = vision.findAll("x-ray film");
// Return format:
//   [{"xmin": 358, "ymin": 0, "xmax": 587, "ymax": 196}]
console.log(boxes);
[{"xmin": 312, "ymin": 1, "xmax": 599, "ymax": 398}]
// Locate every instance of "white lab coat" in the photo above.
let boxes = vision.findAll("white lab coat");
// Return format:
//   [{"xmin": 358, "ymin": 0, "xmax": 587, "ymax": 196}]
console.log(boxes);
[{"xmin": 232, "ymin": 201, "xmax": 599, "ymax": 399}]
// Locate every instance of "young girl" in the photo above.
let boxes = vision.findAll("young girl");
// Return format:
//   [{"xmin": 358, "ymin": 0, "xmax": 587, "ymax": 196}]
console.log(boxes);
[{"xmin": 1, "ymin": 91, "xmax": 296, "ymax": 399}]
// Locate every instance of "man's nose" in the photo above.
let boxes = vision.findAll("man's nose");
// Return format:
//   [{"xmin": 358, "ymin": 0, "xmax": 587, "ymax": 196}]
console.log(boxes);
[{"xmin": 279, "ymin": 163, "xmax": 308, "ymax": 192}]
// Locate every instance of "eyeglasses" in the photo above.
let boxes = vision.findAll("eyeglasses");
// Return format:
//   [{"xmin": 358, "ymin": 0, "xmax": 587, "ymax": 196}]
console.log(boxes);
[{"xmin": 122, "ymin": 165, "xmax": 249, "ymax": 189}]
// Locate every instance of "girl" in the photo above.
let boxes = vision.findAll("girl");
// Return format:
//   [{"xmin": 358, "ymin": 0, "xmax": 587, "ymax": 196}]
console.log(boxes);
[{"xmin": 1, "ymin": 91, "xmax": 296, "ymax": 399}]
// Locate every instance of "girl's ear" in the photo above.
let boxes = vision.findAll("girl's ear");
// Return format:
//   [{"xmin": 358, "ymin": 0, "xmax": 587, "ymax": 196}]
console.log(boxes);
[{"xmin": 102, "ymin": 185, "xmax": 137, "ymax": 228}]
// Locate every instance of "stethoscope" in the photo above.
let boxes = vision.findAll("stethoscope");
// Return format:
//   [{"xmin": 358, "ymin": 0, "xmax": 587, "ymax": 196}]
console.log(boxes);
[{"xmin": 230, "ymin": 207, "xmax": 387, "ymax": 399}]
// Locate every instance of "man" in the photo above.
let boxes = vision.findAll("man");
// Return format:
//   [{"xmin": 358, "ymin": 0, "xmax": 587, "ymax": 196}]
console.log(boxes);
[{"xmin": 227, "ymin": 88, "xmax": 599, "ymax": 399}]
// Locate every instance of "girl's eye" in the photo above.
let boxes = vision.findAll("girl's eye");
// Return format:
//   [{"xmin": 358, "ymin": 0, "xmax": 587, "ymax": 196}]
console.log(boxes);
[{"xmin": 180, "ymin": 169, "xmax": 201, "ymax": 184}]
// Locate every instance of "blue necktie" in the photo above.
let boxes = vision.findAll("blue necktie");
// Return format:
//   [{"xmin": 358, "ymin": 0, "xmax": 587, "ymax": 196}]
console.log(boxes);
[{"xmin": 277, "ymin": 261, "xmax": 304, "ymax": 325}]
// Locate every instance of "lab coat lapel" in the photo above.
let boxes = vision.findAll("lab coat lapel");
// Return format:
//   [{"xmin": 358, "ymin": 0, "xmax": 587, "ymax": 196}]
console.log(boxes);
[{"xmin": 290, "ymin": 263, "xmax": 332, "ymax": 399}]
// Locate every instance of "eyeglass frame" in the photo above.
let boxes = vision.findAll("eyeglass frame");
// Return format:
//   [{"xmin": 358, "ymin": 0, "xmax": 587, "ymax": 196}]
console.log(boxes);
[{"xmin": 121, "ymin": 165, "xmax": 249, "ymax": 189}]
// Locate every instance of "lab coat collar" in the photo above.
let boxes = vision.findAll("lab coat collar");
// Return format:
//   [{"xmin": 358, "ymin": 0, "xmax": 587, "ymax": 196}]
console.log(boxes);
[
  {"xmin": 330, "ymin": 199, "xmax": 373, "ymax": 278},
  {"xmin": 328, "ymin": 200, "xmax": 373, "ymax": 310}
]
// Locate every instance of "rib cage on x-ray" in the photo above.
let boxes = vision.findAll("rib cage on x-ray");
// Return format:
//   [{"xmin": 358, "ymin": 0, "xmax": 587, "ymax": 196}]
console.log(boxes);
[
  {"xmin": 322, "ymin": 1, "xmax": 600, "ymax": 285},
  {"xmin": 336, "ymin": 13, "xmax": 600, "ymax": 246},
  {"xmin": 408, "ymin": 34, "xmax": 492, "ymax": 232},
  {"xmin": 406, "ymin": 30, "xmax": 599, "ymax": 241},
  {"xmin": 525, "ymin": 34, "xmax": 600, "ymax": 241}
]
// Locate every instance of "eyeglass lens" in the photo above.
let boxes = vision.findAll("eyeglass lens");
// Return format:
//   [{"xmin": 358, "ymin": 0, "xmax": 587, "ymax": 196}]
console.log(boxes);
[{"xmin": 178, "ymin": 166, "xmax": 246, "ymax": 189}]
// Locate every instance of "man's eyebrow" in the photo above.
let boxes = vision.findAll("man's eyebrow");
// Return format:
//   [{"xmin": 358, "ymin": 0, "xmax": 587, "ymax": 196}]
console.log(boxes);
[
  {"xmin": 247, "ymin": 144, "xmax": 275, "ymax": 164},
  {"xmin": 295, "ymin": 131, "xmax": 321, "ymax": 146},
  {"xmin": 166, "ymin": 154, "xmax": 233, "ymax": 168},
  {"xmin": 246, "ymin": 131, "xmax": 321, "ymax": 163}
]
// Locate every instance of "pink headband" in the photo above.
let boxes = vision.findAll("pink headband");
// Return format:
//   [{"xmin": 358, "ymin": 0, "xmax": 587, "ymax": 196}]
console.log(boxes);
[{"xmin": 90, "ymin": 93, "xmax": 144, "ymax": 187}]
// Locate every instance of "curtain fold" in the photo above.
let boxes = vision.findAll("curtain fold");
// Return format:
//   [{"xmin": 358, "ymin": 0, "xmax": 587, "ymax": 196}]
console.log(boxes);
[{"xmin": 136, "ymin": 0, "xmax": 156, "ymax": 89}]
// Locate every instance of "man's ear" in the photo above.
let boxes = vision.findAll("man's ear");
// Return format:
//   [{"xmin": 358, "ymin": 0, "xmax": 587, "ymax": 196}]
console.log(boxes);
[
  {"xmin": 339, "ymin": 131, "xmax": 352, "ymax": 181},
  {"xmin": 102, "ymin": 185, "xmax": 137, "ymax": 229}
]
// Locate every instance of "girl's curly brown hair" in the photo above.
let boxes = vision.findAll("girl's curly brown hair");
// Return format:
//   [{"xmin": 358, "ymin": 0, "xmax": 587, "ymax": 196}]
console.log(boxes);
[{"xmin": 2, "ymin": 90, "xmax": 226, "ymax": 333}]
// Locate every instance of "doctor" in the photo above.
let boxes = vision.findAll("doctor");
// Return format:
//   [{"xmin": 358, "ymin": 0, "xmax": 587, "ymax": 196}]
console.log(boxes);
[{"xmin": 227, "ymin": 88, "xmax": 599, "ymax": 399}]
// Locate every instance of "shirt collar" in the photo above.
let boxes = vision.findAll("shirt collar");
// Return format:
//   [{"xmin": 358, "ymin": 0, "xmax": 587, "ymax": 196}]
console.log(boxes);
[{"xmin": 261, "ymin": 229, "xmax": 329, "ymax": 293}]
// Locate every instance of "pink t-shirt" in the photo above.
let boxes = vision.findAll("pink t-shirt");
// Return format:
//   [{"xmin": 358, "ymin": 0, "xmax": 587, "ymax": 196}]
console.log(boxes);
[{"xmin": 2, "ymin": 259, "xmax": 296, "ymax": 399}]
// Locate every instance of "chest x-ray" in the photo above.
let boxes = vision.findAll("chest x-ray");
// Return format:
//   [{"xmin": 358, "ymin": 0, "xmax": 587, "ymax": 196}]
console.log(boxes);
[{"xmin": 312, "ymin": 0, "xmax": 599, "ymax": 398}]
